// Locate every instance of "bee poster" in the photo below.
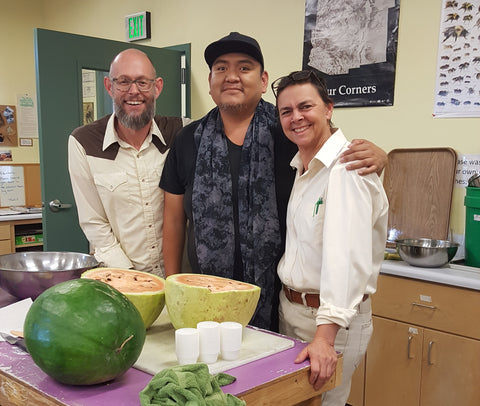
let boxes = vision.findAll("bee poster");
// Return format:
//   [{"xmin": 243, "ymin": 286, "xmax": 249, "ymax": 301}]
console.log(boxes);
[
  {"xmin": 303, "ymin": 0, "xmax": 401, "ymax": 107},
  {"xmin": 434, "ymin": 1, "xmax": 480, "ymax": 117},
  {"xmin": 0, "ymin": 105, "xmax": 18, "ymax": 147}
]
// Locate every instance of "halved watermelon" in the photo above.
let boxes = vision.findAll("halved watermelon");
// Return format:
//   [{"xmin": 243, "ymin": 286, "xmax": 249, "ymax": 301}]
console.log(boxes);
[
  {"xmin": 165, "ymin": 273, "xmax": 260, "ymax": 329},
  {"xmin": 82, "ymin": 268, "xmax": 165, "ymax": 328}
]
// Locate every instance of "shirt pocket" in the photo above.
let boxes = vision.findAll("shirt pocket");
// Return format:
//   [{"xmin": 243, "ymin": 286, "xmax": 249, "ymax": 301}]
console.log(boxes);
[
  {"xmin": 298, "ymin": 200, "xmax": 326, "ymax": 246},
  {"xmin": 93, "ymin": 172, "xmax": 128, "ymax": 193}
]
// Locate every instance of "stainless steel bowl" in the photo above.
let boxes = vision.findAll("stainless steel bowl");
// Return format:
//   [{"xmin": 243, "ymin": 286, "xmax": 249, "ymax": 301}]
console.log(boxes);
[
  {"xmin": 0, "ymin": 251, "xmax": 99, "ymax": 300},
  {"xmin": 396, "ymin": 238, "xmax": 459, "ymax": 268}
]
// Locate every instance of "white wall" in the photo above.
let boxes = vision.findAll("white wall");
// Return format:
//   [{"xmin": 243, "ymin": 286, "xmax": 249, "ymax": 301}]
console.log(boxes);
[
  {"xmin": 1, "ymin": 0, "xmax": 478, "ymax": 234},
  {"xmin": 0, "ymin": 0, "xmax": 44, "ymax": 163}
]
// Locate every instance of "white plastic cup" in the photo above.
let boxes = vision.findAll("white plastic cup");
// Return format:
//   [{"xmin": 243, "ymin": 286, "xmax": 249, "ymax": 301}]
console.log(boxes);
[
  {"xmin": 175, "ymin": 328, "xmax": 199, "ymax": 365},
  {"xmin": 197, "ymin": 321, "xmax": 220, "ymax": 364},
  {"xmin": 220, "ymin": 321, "xmax": 243, "ymax": 361}
]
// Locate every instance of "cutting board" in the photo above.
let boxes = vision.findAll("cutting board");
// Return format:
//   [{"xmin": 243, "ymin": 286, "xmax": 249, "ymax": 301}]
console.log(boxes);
[
  {"xmin": 134, "ymin": 310, "xmax": 295, "ymax": 375},
  {"xmin": 383, "ymin": 148, "xmax": 457, "ymax": 246}
]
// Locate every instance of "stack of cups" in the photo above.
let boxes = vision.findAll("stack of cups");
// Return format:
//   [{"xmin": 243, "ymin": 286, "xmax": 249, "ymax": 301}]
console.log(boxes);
[
  {"xmin": 175, "ymin": 321, "xmax": 243, "ymax": 365},
  {"xmin": 197, "ymin": 321, "xmax": 221, "ymax": 363},
  {"xmin": 220, "ymin": 321, "xmax": 243, "ymax": 361},
  {"xmin": 175, "ymin": 328, "xmax": 199, "ymax": 365}
]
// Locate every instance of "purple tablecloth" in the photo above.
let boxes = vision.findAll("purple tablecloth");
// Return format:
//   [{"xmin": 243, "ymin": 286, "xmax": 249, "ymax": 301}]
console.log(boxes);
[
  {"xmin": 0, "ymin": 287, "xmax": 311, "ymax": 405},
  {"xmin": 0, "ymin": 339, "xmax": 309, "ymax": 405}
]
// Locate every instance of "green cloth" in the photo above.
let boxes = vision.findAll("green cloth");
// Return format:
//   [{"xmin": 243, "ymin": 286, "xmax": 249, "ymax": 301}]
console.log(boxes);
[{"xmin": 139, "ymin": 363, "xmax": 246, "ymax": 406}]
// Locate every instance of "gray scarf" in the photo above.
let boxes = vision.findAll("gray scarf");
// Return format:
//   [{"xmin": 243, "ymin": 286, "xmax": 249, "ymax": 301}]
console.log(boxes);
[{"xmin": 192, "ymin": 99, "xmax": 281, "ymax": 329}]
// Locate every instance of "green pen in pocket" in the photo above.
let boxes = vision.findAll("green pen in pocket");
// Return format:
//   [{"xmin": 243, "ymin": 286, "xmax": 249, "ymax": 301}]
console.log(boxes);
[{"xmin": 313, "ymin": 196, "xmax": 323, "ymax": 216}]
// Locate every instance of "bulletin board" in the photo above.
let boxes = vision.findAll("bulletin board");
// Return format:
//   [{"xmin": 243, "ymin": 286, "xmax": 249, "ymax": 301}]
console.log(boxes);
[
  {"xmin": 0, "ymin": 164, "xmax": 41, "ymax": 208},
  {"xmin": 0, "ymin": 105, "xmax": 18, "ymax": 146}
]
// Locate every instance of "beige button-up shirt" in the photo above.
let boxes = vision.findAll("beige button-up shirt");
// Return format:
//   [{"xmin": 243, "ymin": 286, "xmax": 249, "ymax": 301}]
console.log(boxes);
[
  {"xmin": 277, "ymin": 129, "xmax": 389, "ymax": 328},
  {"xmin": 68, "ymin": 114, "xmax": 188, "ymax": 276}
]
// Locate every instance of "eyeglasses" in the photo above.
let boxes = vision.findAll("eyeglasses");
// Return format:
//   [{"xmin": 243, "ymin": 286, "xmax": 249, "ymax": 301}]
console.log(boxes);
[
  {"xmin": 111, "ymin": 77, "xmax": 156, "ymax": 92},
  {"xmin": 271, "ymin": 70, "xmax": 326, "ymax": 98}
]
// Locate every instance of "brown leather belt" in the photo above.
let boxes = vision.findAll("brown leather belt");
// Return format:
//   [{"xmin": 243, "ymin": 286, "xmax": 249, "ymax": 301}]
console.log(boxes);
[{"xmin": 282, "ymin": 284, "xmax": 368, "ymax": 308}]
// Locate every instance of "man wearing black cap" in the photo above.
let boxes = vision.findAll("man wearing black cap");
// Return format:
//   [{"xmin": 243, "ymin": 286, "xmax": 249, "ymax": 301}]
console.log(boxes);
[{"xmin": 160, "ymin": 32, "xmax": 386, "ymax": 331}]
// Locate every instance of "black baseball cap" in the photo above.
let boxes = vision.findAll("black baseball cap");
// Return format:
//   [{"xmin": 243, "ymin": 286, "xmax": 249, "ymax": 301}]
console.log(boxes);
[{"xmin": 204, "ymin": 32, "xmax": 264, "ymax": 69}]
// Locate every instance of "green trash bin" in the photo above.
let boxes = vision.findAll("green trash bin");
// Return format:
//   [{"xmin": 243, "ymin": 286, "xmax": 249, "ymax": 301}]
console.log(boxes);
[{"xmin": 464, "ymin": 187, "xmax": 480, "ymax": 267}]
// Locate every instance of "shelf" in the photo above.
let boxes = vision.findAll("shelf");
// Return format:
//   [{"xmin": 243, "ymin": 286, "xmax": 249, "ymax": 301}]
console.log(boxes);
[
  {"xmin": 15, "ymin": 243, "xmax": 43, "ymax": 249},
  {"xmin": 0, "ymin": 216, "xmax": 43, "ymax": 255}
]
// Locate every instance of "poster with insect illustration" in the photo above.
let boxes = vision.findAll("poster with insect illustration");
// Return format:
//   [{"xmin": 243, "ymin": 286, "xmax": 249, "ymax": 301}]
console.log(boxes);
[
  {"xmin": 303, "ymin": 0, "xmax": 401, "ymax": 107},
  {"xmin": 0, "ymin": 105, "xmax": 18, "ymax": 147},
  {"xmin": 434, "ymin": 1, "xmax": 480, "ymax": 117}
]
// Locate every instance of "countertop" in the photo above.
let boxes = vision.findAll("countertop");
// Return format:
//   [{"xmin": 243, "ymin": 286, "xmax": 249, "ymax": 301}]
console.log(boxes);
[
  {"xmin": 0, "ymin": 213, "xmax": 42, "ymax": 222},
  {"xmin": 381, "ymin": 259, "xmax": 480, "ymax": 291}
]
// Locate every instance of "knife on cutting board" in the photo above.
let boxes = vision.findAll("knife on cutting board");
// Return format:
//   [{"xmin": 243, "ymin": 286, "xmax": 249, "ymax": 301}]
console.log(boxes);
[{"xmin": 0, "ymin": 332, "xmax": 28, "ymax": 352}]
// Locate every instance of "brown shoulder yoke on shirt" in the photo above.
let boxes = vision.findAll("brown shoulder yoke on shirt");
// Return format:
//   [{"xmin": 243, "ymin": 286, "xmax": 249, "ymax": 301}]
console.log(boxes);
[{"xmin": 71, "ymin": 115, "xmax": 183, "ymax": 160}]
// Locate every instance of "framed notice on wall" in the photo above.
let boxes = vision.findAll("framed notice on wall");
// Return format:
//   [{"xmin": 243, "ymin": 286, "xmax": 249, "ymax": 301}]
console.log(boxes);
[
  {"xmin": 0, "ymin": 164, "xmax": 41, "ymax": 208},
  {"xmin": 0, "ymin": 165, "xmax": 26, "ymax": 207}
]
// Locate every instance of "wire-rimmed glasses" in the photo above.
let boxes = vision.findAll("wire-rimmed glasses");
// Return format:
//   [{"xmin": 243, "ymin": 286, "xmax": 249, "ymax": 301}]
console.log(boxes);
[{"xmin": 111, "ymin": 77, "xmax": 155, "ymax": 92}]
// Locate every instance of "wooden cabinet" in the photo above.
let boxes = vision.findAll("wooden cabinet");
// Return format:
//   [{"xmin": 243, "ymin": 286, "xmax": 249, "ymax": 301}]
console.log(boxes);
[
  {"xmin": 368, "ymin": 275, "xmax": 480, "ymax": 405},
  {"xmin": 349, "ymin": 274, "xmax": 480, "ymax": 406},
  {"xmin": 365, "ymin": 316, "xmax": 480, "ymax": 405},
  {"xmin": 0, "ymin": 218, "xmax": 43, "ymax": 255}
]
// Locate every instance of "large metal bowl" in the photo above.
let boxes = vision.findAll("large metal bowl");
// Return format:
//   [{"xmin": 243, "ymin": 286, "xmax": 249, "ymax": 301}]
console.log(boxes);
[
  {"xmin": 0, "ymin": 251, "xmax": 99, "ymax": 300},
  {"xmin": 396, "ymin": 238, "xmax": 459, "ymax": 268}
]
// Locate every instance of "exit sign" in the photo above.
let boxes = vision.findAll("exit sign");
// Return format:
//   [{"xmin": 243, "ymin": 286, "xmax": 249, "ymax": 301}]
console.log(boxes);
[{"xmin": 125, "ymin": 11, "xmax": 151, "ymax": 42}]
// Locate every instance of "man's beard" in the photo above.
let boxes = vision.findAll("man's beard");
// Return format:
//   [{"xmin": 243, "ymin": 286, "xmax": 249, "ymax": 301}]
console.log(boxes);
[{"xmin": 115, "ymin": 99, "xmax": 156, "ymax": 130}]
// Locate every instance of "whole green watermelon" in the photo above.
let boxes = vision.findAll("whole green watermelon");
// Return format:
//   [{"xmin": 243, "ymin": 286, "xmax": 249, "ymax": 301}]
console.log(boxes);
[{"xmin": 24, "ymin": 278, "xmax": 146, "ymax": 385}]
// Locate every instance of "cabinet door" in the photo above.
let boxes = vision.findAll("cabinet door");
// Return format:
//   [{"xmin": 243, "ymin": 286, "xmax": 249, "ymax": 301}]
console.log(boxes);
[
  {"xmin": 0, "ymin": 240, "xmax": 12, "ymax": 254},
  {"xmin": 347, "ymin": 355, "xmax": 365, "ymax": 406},
  {"xmin": 365, "ymin": 316, "xmax": 422, "ymax": 406},
  {"xmin": 0, "ymin": 223, "xmax": 13, "ymax": 254},
  {"xmin": 421, "ymin": 329, "xmax": 480, "ymax": 406}
]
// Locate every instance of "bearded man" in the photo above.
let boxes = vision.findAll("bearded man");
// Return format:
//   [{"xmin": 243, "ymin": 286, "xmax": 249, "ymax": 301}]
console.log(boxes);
[{"xmin": 68, "ymin": 48, "xmax": 188, "ymax": 275}]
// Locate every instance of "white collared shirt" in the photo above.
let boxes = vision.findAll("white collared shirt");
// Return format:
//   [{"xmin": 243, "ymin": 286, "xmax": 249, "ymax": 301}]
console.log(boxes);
[
  {"xmin": 277, "ymin": 129, "xmax": 388, "ymax": 327},
  {"xmin": 68, "ymin": 114, "xmax": 187, "ymax": 276}
]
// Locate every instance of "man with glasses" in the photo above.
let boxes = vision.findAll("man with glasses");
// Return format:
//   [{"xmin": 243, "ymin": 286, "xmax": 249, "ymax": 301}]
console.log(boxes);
[
  {"xmin": 68, "ymin": 48, "xmax": 188, "ymax": 276},
  {"xmin": 160, "ymin": 32, "xmax": 387, "ymax": 330}
]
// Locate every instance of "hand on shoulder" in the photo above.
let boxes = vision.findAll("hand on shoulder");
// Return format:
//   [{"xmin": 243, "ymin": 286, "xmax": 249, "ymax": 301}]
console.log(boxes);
[{"xmin": 340, "ymin": 139, "xmax": 387, "ymax": 176}]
